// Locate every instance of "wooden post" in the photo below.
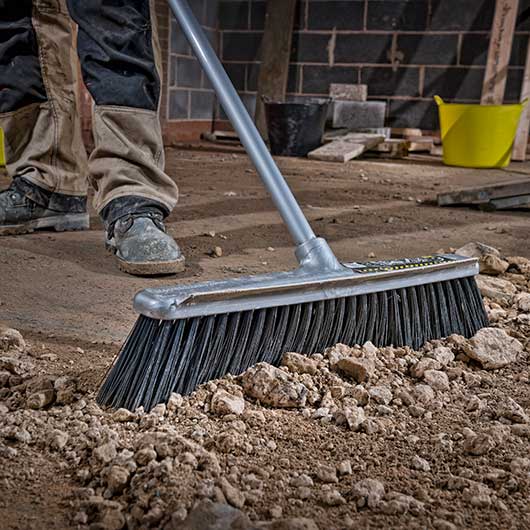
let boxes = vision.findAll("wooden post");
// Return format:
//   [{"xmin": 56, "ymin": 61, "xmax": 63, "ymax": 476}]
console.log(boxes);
[
  {"xmin": 512, "ymin": 37, "xmax": 530, "ymax": 161},
  {"xmin": 254, "ymin": 0, "xmax": 297, "ymax": 138},
  {"xmin": 481, "ymin": 0, "xmax": 519, "ymax": 105}
]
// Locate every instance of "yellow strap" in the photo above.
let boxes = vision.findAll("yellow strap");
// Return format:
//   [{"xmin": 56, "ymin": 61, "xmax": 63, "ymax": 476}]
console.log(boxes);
[{"xmin": 0, "ymin": 128, "xmax": 5, "ymax": 166}]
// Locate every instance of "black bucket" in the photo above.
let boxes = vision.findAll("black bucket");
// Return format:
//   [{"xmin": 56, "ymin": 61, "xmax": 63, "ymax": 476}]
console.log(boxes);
[{"xmin": 264, "ymin": 98, "xmax": 330, "ymax": 157}]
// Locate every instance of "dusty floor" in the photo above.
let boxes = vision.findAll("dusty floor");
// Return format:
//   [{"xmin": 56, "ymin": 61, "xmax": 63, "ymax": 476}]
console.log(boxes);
[{"xmin": 0, "ymin": 148, "xmax": 529, "ymax": 530}]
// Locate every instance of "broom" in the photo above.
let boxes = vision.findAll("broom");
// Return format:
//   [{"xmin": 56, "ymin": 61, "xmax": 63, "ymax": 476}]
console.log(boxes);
[{"xmin": 97, "ymin": 0, "xmax": 488, "ymax": 412}]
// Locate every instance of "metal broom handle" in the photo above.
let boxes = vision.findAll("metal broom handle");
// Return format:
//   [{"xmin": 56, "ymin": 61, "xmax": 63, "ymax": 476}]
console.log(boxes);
[{"xmin": 167, "ymin": 0, "xmax": 318, "ymax": 248}]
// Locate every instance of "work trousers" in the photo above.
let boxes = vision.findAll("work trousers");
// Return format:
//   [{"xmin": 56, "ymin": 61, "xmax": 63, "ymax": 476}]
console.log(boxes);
[{"xmin": 0, "ymin": 0, "xmax": 178, "ymax": 213}]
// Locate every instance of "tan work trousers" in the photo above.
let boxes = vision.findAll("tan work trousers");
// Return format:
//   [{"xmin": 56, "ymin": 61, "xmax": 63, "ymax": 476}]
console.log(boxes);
[{"xmin": 0, "ymin": 0, "xmax": 178, "ymax": 213}]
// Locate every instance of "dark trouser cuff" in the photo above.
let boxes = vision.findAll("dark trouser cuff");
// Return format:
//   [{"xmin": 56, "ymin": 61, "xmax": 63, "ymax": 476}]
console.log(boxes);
[
  {"xmin": 14, "ymin": 177, "xmax": 87, "ymax": 213},
  {"xmin": 100, "ymin": 196, "xmax": 170, "ymax": 235}
]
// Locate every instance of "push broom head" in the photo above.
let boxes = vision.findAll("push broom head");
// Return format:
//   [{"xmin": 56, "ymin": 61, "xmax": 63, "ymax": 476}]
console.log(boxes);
[{"xmin": 97, "ymin": 252, "xmax": 488, "ymax": 412}]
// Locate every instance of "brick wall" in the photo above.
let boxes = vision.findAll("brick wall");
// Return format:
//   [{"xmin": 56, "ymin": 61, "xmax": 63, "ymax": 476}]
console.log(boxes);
[{"xmin": 213, "ymin": 0, "xmax": 530, "ymax": 131}]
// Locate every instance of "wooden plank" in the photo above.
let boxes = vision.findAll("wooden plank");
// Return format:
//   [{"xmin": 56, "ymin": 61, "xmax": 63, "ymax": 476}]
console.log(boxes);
[
  {"xmin": 308, "ymin": 135, "xmax": 384, "ymax": 162},
  {"xmin": 512, "ymin": 36, "xmax": 530, "ymax": 161},
  {"xmin": 308, "ymin": 142, "xmax": 366, "ymax": 162},
  {"xmin": 370, "ymin": 139, "xmax": 410, "ymax": 152},
  {"xmin": 408, "ymin": 137, "xmax": 434, "ymax": 152},
  {"xmin": 437, "ymin": 179, "xmax": 530, "ymax": 206},
  {"xmin": 391, "ymin": 127, "xmax": 422, "ymax": 138},
  {"xmin": 367, "ymin": 139, "xmax": 410, "ymax": 159},
  {"xmin": 202, "ymin": 130, "xmax": 240, "ymax": 143},
  {"xmin": 483, "ymin": 194, "xmax": 530, "ymax": 210},
  {"xmin": 254, "ymin": 0, "xmax": 297, "ymax": 138},
  {"xmin": 481, "ymin": 0, "xmax": 519, "ymax": 105}
]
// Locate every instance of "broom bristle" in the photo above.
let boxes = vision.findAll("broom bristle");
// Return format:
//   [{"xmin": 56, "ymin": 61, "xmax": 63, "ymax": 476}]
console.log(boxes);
[{"xmin": 97, "ymin": 277, "xmax": 488, "ymax": 411}]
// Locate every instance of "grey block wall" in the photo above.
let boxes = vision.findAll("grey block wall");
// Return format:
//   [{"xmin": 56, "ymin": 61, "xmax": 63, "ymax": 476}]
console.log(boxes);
[
  {"xmin": 216, "ymin": 0, "xmax": 530, "ymax": 130},
  {"xmin": 167, "ymin": 0, "xmax": 220, "ymax": 120}
]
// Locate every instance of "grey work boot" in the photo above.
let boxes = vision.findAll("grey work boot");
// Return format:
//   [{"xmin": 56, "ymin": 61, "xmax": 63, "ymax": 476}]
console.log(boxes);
[
  {"xmin": 0, "ymin": 179, "xmax": 89, "ymax": 236},
  {"xmin": 106, "ymin": 213, "xmax": 185, "ymax": 276}
]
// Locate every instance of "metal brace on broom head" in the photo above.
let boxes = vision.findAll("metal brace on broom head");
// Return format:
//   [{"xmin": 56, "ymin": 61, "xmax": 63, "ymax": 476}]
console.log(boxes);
[{"xmin": 97, "ymin": 0, "xmax": 488, "ymax": 411}]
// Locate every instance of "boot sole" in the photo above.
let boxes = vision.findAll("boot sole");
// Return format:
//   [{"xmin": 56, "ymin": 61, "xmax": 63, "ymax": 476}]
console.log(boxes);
[
  {"xmin": 116, "ymin": 255, "xmax": 186, "ymax": 276},
  {"xmin": 0, "ymin": 214, "xmax": 90, "ymax": 236}
]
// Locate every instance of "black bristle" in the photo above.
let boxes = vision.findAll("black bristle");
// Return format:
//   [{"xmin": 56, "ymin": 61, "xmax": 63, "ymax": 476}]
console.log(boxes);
[{"xmin": 97, "ymin": 277, "xmax": 489, "ymax": 411}]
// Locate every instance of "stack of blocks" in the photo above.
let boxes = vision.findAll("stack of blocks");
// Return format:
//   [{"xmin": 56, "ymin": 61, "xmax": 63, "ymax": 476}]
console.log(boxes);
[{"xmin": 329, "ymin": 83, "xmax": 387, "ymax": 130}]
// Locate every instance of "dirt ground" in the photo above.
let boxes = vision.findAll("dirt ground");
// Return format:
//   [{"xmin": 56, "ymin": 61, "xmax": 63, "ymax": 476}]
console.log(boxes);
[{"xmin": 0, "ymin": 148, "xmax": 529, "ymax": 530}]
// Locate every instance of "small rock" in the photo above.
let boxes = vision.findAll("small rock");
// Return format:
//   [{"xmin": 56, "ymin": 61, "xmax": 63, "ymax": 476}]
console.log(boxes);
[
  {"xmin": 334, "ymin": 406, "xmax": 365, "ymax": 431},
  {"xmin": 281, "ymin": 352, "xmax": 318, "ymax": 375},
  {"xmin": 290, "ymin": 474, "xmax": 313, "ymax": 488},
  {"xmin": 515, "ymin": 293, "xmax": 530, "ymax": 312},
  {"xmin": 26, "ymin": 389, "xmax": 55, "ymax": 409},
  {"xmin": 100, "ymin": 508, "xmax": 125, "ymax": 530},
  {"xmin": 0, "ymin": 328, "xmax": 25, "ymax": 352},
  {"xmin": 424, "ymin": 370, "xmax": 450, "ymax": 392},
  {"xmin": 334, "ymin": 357, "xmax": 374, "ymax": 383},
  {"xmin": 211, "ymin": 389, "xmax": 245, "ymax": 416},
  {"xmin": 316, "ymin": 464, "xmax": 338, "ymax": 484},
  {"xmin": 512, "ymin": 424, "xmax": 530, "ymax": 438},
  {"xmin": 411, "ymin": 455, "xmax": 431, "ymax": 472},
  {"xmin": 106, "ymin": 466, "xmax": 130, "ymax": 493},
  {"xmin": 430, "ymin": 346, "xmax": 455, "ymax": 366},
  {"xmin": 135, "ymin": 447, "xmax": 157, "ymax": 466},
  {"xmin": 112, "ymin": 408, "xmax": 135, "ymax": 422},
  {"xmin": 476, "ymin": 275, "xmax": 516, "ymax": 303},
  {"xmin": 350, "ymin": 478, "xmax": 385, "ymax": 509},
  {"xmin": 413, "ymin": 384, "xmax": 435, "ymax": 404},
  {"xmin": 73, "ymin": 512, "xmax": 88, "ymax": 525},
  {"xmin": 496, "ymin": 397, "xmax": 529, "ymax": 423},
  {"xmin": 48, "ymin": 430, "xmax": 69, "ymax": 451},
  {"xmin": 464, "ymin": 328, "xmax": 523, "ymax": 369},
  {"xmin": 510, "ymin": 457, "xmax": 530, "ymax": 475},
  {"xmin": 211, "ymin": 246, "xmax": 223, "ymax": 258},
  {"xmin": 456, "ymin": 242, "xmax": 508, "ymax": 275},
  {"xmin": 350, "ymin": 385, "xmax": 369, "ymax": 406},
  {"xmin": 320, "ymin": 489, "xmax": 346, "ymax": 506},
  {"xmin": 94, "ymin": 442, "xmax": 118, "ymax": 464},
  {"xmin": 219, "ymin": 477, "xmax": 245, "ymax": 509},
  {"xmin": 338, "ymin": 460, "xmax": 352, "ymax": 475},
  {"xmin": 463, "ymin": 433, "xmax": 495, "ymax": 456},
  {"xmin": 240, "ymin": 363, "xmax": 307, "ymax": 408},
  {"xmin": 368, "ymin": 386, "xmax": 393, "ymax": 405},
  {"xmin": 167, "ymin": 393, "xmax": 184, "ymax": 412},
  {"xmin": 410, "ymin": 357, "xmax": 442, "ymax": 378}
]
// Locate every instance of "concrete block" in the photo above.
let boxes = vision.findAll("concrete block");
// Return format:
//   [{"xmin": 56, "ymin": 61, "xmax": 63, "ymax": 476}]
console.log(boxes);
[
  {"xmin": 330, "ymin": 83, "xmax": 368, "ymax": 102},
  {"xmin": 332, "ymin": 100, "xmax": 386, "ymax": 129}
]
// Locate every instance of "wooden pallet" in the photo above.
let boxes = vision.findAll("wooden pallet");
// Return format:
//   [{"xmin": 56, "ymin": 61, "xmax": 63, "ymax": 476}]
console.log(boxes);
[{"xmin": 437, "ymin": 179, "xmax": 530, "ymax": 210}]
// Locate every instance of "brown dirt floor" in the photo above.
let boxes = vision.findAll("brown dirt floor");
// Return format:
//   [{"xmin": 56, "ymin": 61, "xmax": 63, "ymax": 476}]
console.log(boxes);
[{"xmin": 0, "ymin": 148, "xmax": 529, "ymax": 529}]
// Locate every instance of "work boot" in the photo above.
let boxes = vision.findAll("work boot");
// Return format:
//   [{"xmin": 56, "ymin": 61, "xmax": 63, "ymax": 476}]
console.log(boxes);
[
  {"xmin": 0, "ymin": 178, "xmax": 89, "ymax": 236},
  {"xmin": 105, "ymin": 212, "xmax": 185, "ymax": 276}
]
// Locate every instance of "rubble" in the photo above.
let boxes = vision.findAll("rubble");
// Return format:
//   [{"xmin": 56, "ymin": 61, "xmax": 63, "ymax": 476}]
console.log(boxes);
[
  {"xmin": 456, "ymin": 242, "xmax": 509, "ymax": 275},
  {"xmin": 463, "ymin": 328, "xmax": 523, "ymax": 369},
  {"xmin": 1, "ymin": 248, "xmax": 529, "ymax": 530},
  {"xmin": 240, "ymin": 363, "xmax": 308, "ymax": 408}
]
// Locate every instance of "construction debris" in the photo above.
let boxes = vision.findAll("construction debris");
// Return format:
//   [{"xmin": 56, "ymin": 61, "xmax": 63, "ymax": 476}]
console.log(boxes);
[
  {"xmin": 329, "ymin": 83, "xmax": 368, "ymax": 102},
  {"xmin": 308, "ymin": 133, "xmax": 384, "ymax": 162},
  {"xmin": 1, "ymin": 246, "xmax": 529, "ymax": 529},
  {"xmin": 437, "ymin": 179, "xmax": 530, "ymax": 211},
  {"xmin": 331, "ymin": 100, "xmax": 387, "ymax": 130}
]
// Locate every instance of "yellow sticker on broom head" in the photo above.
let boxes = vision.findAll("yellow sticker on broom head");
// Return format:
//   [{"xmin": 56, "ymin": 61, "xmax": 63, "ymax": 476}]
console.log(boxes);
[{"xmin": 0, "ymin": 128, "xmax": 5, "ymax": 166}]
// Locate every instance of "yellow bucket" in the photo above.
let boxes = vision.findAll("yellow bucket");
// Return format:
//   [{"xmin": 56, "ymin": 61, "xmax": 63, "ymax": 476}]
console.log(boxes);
[{"xmin": 434, "ymin": 95, "xmax": 527, "ymax": 168}]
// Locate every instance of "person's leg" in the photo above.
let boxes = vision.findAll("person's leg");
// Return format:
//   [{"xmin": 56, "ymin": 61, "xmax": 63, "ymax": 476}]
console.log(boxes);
[
  {"xmin": 0, "ymin": 0, "xmax": 89, "ymax": 235},
  {"xmin": 67, "ymin": 0, "xmax": 183, "ymax": 275}
]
